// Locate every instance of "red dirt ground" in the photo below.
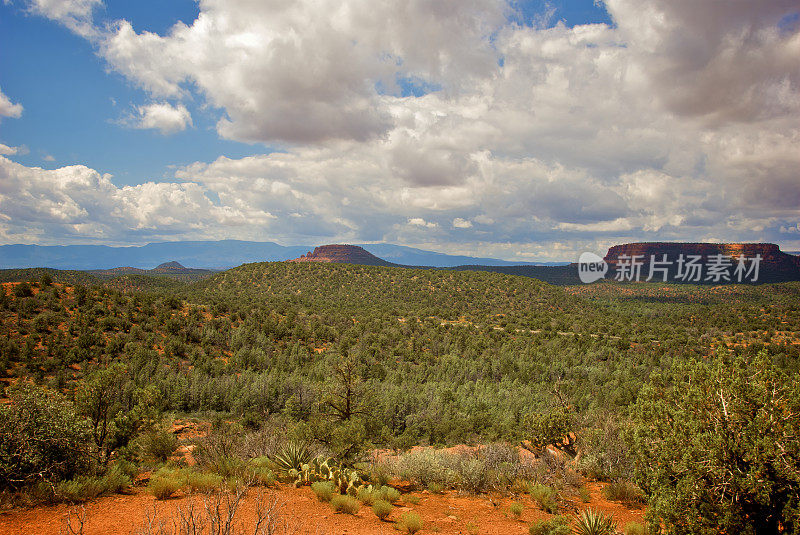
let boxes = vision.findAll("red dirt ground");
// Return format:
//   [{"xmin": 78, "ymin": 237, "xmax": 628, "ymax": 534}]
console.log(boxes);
[{"xmin": 0, "ymin": 481, "xmax": 643, "ymax": 535}]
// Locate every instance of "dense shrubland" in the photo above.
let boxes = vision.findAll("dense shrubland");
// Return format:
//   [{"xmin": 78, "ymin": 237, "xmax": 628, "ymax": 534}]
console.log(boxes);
[{"xmin": 1, "ymin": 264, "xmax": 799, "ymax": 531}]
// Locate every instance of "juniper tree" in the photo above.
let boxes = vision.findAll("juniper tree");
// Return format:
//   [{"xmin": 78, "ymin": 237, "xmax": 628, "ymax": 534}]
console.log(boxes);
[{"xmin": 629, "ymin": 350, "xmax": 800, "ymax": 534}]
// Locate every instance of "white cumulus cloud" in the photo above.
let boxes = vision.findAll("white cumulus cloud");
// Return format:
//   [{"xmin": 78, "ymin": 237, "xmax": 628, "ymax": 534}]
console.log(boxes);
[
  {"xmin": 0, "ymin": 156, "xmax": 270, "ymax": 244},
  {"xmin": 131, "ymin": 102, "xmax": 193, "ymax": 135},
  {"xmin": 0, "ymin": 144, "xmax": 20, "ymax": 155},
  {"xmin": 0, "ymin": 87, "xmax": 23, "ymax": 119},
  {"xmin": 23, "ymin": 0, "xmax": 101, "ymax": 37}
]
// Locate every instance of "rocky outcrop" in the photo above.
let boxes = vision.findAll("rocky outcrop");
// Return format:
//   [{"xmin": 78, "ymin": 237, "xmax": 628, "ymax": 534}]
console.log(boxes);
[
  {"xmin": 289, "ymin": 245, "xmax": 395, "ymax": 267},
  {"xmin": 603, "ymin": 243, "xmax": 800, "ymax": 283}
]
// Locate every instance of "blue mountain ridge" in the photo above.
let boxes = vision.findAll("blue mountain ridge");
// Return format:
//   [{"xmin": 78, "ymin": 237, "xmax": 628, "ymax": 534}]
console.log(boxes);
[{"xmin": 0, "ymin": 241, "xmax": 565, "ymax": 270}]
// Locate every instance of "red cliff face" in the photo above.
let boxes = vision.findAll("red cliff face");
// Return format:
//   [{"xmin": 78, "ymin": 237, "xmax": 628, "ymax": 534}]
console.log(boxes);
[
  {"xmin": 289, "ymin": 245, "xmax": 393, "ymax": 267},
  {"xmin": 603, "ymin": 242, "xmax": 800, "ymax": 283}
]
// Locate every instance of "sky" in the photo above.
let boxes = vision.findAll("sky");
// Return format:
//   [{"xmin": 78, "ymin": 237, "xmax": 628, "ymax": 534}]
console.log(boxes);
[{"xmin": 0, "ymin": 0, "xmax": 798, "ymax": 261}]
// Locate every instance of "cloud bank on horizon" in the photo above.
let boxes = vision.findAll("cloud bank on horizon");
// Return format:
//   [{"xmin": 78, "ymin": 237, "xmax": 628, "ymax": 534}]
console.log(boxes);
[{"xmin": 0, "ymin": 0, "xmax": 798, "ymax": 261}]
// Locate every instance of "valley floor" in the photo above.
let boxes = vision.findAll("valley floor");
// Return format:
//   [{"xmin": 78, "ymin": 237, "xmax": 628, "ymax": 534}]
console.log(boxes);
[{"xmin": 0, "ymin": 481, "xmax": 644, "ymax": 535}]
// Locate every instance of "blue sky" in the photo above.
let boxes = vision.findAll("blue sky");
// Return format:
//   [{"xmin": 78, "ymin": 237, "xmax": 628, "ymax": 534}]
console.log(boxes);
[
  {"xmin": 1, "ymin": 0, "xmax": 255, "ymax": 186},
  {"xmin": 0, "ymin": 0, "xmax": 797, "ymax": 260}
]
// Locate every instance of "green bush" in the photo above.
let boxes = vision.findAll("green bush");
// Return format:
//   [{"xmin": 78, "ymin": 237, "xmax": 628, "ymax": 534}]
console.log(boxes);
[
  {"xmin": 55, "ymin": 477, "xmax": 105, "ymax": 503},
  {"xmin": 369, "ymin": 463, "xmax": 391, "ymax": 487},
  {"xmin": 523, "ymin": 409, "xmax": 573, "ymax": 453},
  {"xmin": 356, "ymin": 486, "xmax": 374, "ymax": 504},
  {"xmin": 248, "ymin": 465, "xmax": 276, "ymax": 487},
  {"xmin": 148, "ymin": 470, "xmax": 186, "ymax": 500},
  {"xmin": 212, "ymin": 456, "xmax": 247, "ymax": 479},
  {"xmin": 574, "ymin": 509, "xmax": 616, "ymax": 535},
  {"xmin": 392, "ymin": 445, "xmax": 536, "ymax": 494},
  {"xmin": 629, "ymin": 351, "xmax": 800, "ymax": 534},
  {"xmin": 509, "ymin": 501, "xmax": 523, "ymax": 519},
  {"xmin": 55, "ymin": 466, "xmax": 130, "ymax": 503},
  {"xmin": 376, "ymin": 485, "xmax": 401, "ymax": 504},
  {"xmin": 529, "ymin": 515, "xmax": 570, "ymax": 535},
  {"xmin": 528, "ymin": 483, "xmax": 558, "ymax": 514},
  {"xmin": 372, "ymin": 498, "xmax": 393, "ymax": 520},
  {"xmin": 428, "ymin": 482, "xmax": 444, "ymax": 494},
  {"xmin": 139, "ymin": 428, "xmax": 178, "ymax": 462},
  {"xmin": 311, "ymin": 481, "xmax": 336, "ymax": 502},
  {"xmin": 459, "ymin": 457, "xmax": 487, "ymax": 492},
  {"xmin": 14, "ymin": 282, "xmax": 33, "ymax": 298},
  {"xmin": 396, "ymin": 511, "xmax": 423, "ymax": 534},
  {"xmin": 601, "ymin": 480, "xmax": 643, "ymax": 505},
  {"xmin": 330, "ymin": 494, "xmax": 360, "ymax": 514},
  {"xmin": 623, "ymin": 522, "xmax": 648, "ymax": 535},
  {"xmin": 575, "ymin": 415, "xmax": 632, "ymax": 481},
  {"xmin": 99, "ymin": 465, "xmax": 131, "ymax": 494},
  {"xmin": 187, "ymin": 471, "xmax": 223, "ymax": 493},
  {"xmin": 0, "ymin": 383, "xmax": 91, "ymax": 490}
]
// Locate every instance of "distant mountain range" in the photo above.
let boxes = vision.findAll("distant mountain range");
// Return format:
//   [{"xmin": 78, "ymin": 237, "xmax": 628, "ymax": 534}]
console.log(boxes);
[
  {"xmin": 0, "ymin": 240, "xmax": 563, "ymax": 270},
  {"xmin": 89, "ymin": 261, "xmax": 213, "ymax": 277}
]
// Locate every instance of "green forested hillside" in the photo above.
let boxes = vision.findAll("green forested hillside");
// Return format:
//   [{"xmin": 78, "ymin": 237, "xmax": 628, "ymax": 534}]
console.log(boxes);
[{"xmin": 3, "ymin": 263, "xmax": 798, "ymax": 440}]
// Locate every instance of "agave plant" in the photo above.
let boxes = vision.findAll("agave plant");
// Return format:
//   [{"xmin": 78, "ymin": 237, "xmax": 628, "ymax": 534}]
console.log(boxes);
[
  {"xmin": 573, "ymin": 508, "xmax": 616, "ymax": 535},
  {"xmin": 270, "ymin": 441, "xmax": 314, "ymax": 474}
]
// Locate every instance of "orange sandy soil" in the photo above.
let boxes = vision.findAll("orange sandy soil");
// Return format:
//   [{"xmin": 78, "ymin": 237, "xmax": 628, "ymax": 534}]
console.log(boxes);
[{"xmin": 0, "ymin": 481, "xmax": 643, "ymax": 535}]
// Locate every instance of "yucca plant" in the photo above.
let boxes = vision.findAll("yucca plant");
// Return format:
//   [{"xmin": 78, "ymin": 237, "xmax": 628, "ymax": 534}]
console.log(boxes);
[
  {"xmin": 573, "ymin": 508, "xmax": 616, "ymax": 535},
  {"xmin": 270, "ymin": 441, "xmax": 314, "ymax": 474}
]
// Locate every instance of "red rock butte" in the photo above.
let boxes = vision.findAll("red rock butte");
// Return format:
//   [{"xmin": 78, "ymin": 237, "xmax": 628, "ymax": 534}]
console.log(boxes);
[{"xmin": 288, "ymin": 244, "xmax": 394, "ymax": 267}]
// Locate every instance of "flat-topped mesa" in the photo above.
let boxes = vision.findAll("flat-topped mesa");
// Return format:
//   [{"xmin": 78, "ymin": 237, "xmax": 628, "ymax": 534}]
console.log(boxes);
[
  {"xmin": 603, "ymin": 242, "xmax": 800, "ymax": 283},
  {"xmin": 289, "ymin": 244, "xmax": 393, "ymax": 267}
]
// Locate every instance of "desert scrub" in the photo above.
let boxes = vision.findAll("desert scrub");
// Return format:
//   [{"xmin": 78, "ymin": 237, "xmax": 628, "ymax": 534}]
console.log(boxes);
[
  {"xmin": 148, "ymin": 475, "xmax": 184, "ymax": 500},
  {"xmin": 527, "ymin": 483, "xmax": 558, "ymax": 514},
  {"xmin": 56, "ymin": 466, "xmax": 131, "ymax": 503},
  {"xmin": 428, "ymin": 482, "xmax": 444, "ymax": 494},
  {"xmin": 509, "ymin": 501, "xmax": 523, "ymax": 519},
  {"xmin": 311, "ymin": 481, "xmax": 335, "ymax": 502},
  {"xmin": 248, "ymin": 464, "xmax": 276, "ymax": 487},
  {"xmin": 372, "ymin": 499, "xmax": 393, "ymax": 520},
  {"xmin": 574, "ymin": 508, "xmax": 616, "ymax": 535},
  {"xmin": 330, "ymin": 494, "xmax": 360, "ymax": 514},
  {"xmin": 369, "ymin": 463, "xmax": 392, "ymax": 487},
  {"xmin": 529, "ymin": 515, "xmax": 570, "ymax": 535},
  {"xmin": 211, "ymin": 456, "xmax": 247, "ymax": 480},
  {"xmin": 187, "ymin": 471, "xmax": 223, "ymax": 493},
  {"xmin": 623, "ymin": 521, "xmax": 648, "ymax": 535},
  {"xmin": 404, "ymin": 494, "xmax": 421, "ymax": 505},
  {"xmin": 392, "ymin": 445, "xmax": 544, "ymax": 494},
  {"xmin": 602, "ymin": 480, "xmax": 644, "ymax": 505},
  {"xmin": 148, "ymin": 468, "xmax": 187, "ymax": 500},
  {"xmin": 374, "ymin": 485, "xmax": 401, "ymax": 503},
  {"xmin": 396, "ymin": 511, "xmax": 423, "ymax": 534},
  {"xmin": 395, "ymin": 449, "xmax": 461, "ymax": 489},
  {"xmin": 356, "ymin": 486, "xmax": 374, "ymax": 504},
  {"xmin": 578, "ymin": 486, "xmax": 591, "ymax": 503},
  {"xmin": 138, "ymin": 427, "xmax": 178, "ymax": 462}
]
